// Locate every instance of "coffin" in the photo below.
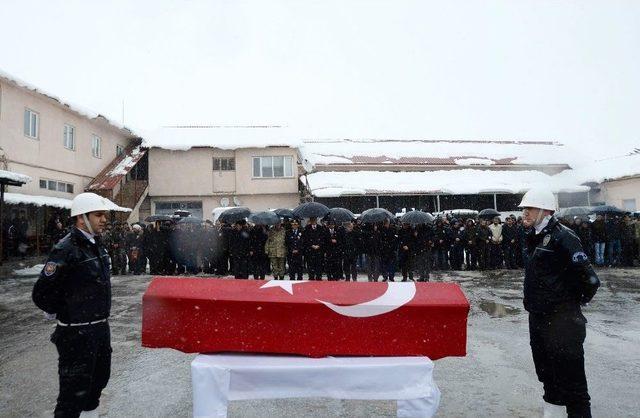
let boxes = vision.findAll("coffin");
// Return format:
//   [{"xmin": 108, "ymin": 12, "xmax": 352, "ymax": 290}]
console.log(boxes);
[{"xmin": 142, "ymin": 278, "xmax": 469, "ymax": 359}]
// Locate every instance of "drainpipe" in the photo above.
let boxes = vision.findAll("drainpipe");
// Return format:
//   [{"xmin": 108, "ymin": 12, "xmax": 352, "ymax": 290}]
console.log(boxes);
[
  {"xmin": 493, "ymin": 193, "xmax": 498, "ymax": 210},
  {"xmin": 436, "ymin": 195, "xmax": 441, "ymax": 212},
  {"xmin": 376, "ymin": 195, "xmax": 380, "ymax": 208}
]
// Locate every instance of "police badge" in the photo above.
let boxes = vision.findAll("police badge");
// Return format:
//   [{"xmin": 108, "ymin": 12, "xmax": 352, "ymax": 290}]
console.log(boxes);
[
  {"xmin": 542, "ymin": 234, "xmax": 551, "ymax": 247},
  {"xmin": 43, "ymin": 261, "xmax": 57, "ymax": 276}
]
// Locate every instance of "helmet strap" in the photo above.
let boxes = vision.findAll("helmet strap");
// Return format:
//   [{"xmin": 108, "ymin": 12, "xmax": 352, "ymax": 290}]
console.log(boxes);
[{"xmin": 82, "ymin": 213, "xmax": 95, "ymax": 235}]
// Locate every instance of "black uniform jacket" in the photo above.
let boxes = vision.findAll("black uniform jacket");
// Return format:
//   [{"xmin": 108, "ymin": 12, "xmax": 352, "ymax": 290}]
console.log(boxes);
[
  {"xmin": 523, "ymin": 217, "xmax": 600, "ymax": 314},
  {"xmin": 33, "ymin": 227, "xmax": 111, "ymax": 324}
]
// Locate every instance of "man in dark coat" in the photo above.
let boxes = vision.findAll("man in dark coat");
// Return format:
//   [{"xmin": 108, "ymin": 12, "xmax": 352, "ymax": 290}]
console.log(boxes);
[
  {"xmin": 364, "ymin": 223, "xmax": 382, "ymax": 282},
  {"xmin": 32, "ymin": 192, "xmax": 122, "ymax": 418},
  {"xmin": 411, "ymin": 224, "xmax": 432, "ymax": 281},
  {"xmin": 432, "ymin": 219, "xmax": 450, "ymax": 270},
  {"xmin": 341, "ymin": 221, "xmax": 361, "ymax": 281},
  {"xmin": 324, "ymin": 220, "xmax": 343, "ymax": 280},
  {"xmin": 249, "ymin": 224, "xmax": 269, "ymax": 280},
  {"xmin": 229, "ymin": 220, "xmax": 250, "ymax": 279},
  {"xmin": 501, "ymin": 216, "xmax": 519, "ymax": 269},
  {"xmin": 463, "ymin": 219, "xmax": 478, "ymax": 270},
  {"xmin": 285, "ymin": 219, "xmax": 304, "ymax": 280},
  {"xmin": 303, "ymin": 217, "xmax": 325, "ymax": 280},
  {"xmin": 476, "ymin": 219, "xmax": 491, "ymax": 270},
  {"xmin": 520, "ymin": 188, "xmax": 600, "ymax": 418},
  {"xmin": 379, "ymin": 219, "xmax": 398, "ymax": 282},
  {"xmin": 398, "ymin": 223, "xmax": 415, "ymax": 281},
  {"xmin": 449, "ymin": 220, "xmax": 465, "ymax": 271}
]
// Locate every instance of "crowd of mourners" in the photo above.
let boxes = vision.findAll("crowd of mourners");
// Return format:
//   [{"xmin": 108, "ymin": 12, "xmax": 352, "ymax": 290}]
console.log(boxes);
[{"xmin": 39, "ymin": 210, "xmax": 640, "ymax": 281}]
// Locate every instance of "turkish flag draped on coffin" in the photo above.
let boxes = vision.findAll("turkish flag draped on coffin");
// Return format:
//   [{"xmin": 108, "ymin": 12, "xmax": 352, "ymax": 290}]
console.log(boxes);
[{"xmin": 141, "ymin": 278, "xmax": 470, "ymax": 359}]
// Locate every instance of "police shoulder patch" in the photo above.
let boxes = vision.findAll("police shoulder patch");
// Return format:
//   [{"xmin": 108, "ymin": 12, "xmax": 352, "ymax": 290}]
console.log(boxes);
[
  {"xmin": 572, "ymin": 252, "xmax": 588, "ymax": 263},
  {"xmin": 542, "ymin": 234, "xmax": 551, "ymax": 247},
  {"xmin": 43, "ymin": 261, "xmax": 57, "ymax": 276}
]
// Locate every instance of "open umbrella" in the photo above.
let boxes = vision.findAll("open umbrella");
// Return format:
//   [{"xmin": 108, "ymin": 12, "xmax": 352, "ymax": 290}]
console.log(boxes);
[
  {"xmin": 292, "ymin": 202, "xmax": 330, "ymax": 219},
  {"xmin": 400, "ymin": 210, "xmax": 435, "ymax": 225},
  {"xmin": 218, "ymin": 207, "xmax": 251, "ymax": 223},
  {"xmin": 177, "ymin": 216, "xmax": 203, "ymax": 225},
  {"xmin": 591, "ymin": 205, "xmax": 625, "ymax": 216},
  {"xmin": 248, "ymin": 211, "xmax": 281, "ymax": 226},
  {"xmin": 325, "ymin": 207, "xmax": 356, "ymax": 223},
  {"xmin": 145, "ymin": 214, "xmax": 173, "ymax": 222},
  {"xmin": 360, "ymin": 208, "xmax": 395, "ymax": 223},
  {"xmin": 273, "ymin": 208, "xmax": 295, "ymax": 219},
  {"xmin": 556, "ymin": 207, "xmax": 592, "ymax": 219},
  {"xmin": 173, "ymin": 210, "xmax": 191, "ymax": 218},
  {"xmin": 478, "ymin": 208, "xmax": 501, "ymax": 219}
]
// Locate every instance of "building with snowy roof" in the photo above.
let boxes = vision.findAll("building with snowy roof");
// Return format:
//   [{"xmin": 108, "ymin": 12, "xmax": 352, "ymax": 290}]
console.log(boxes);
[
  {"xmin": 0, "ymin": 69, "xmax": 141, "ymax": 255},
  {"xmin": 298, "ymin": 138, "xmax": 589, "ymax": 213},
  {"xmin": 553, "ymin": 149, "xmax": 640, "ymax": 212},
  {"xmin": 140, "ymin": 126, "xmax": 301, "ymax": 219}
]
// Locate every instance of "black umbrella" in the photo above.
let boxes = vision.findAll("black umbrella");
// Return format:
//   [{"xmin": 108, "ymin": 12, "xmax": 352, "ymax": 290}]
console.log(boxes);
[
  {"xmin": 360, "ymin": 208, "xmax": 395, "ymax": 223},
  {"xmin": 273, "ymin": 208, "xmax": 295, "ymax": 219},
  {"xmin": 145, "ymin": 214, "xmax": 173, "ymax": 222},
  {"xmin": 177, "ymin": 216, "xmax": 203, "ymax": 225},
  {"xmin": 292, "ymin": 202, "xmax": 330, "ymax": 219},
  {"xmin": 400, "ymin": 210, "xmax": 435, "ymax": 225},
  {"xmin": 325, "ymin": 207, "xmax": 356, "ymax": 223},
  {"xmin": 218, "ymin": 207, "xmax": 251, "ymax": 223},
  {"xmin": 556, "ymin": 206, "xmax": 592, "ymax": 219},
  {"xmin": 173, "ymin": 210, "xmax": 191, "ymax": 218},
  {"xmin": 248, "ymin": 211, "xmax": 281, "ymax": 226},
  {"xmin": 591, "ymin": 205, "xmax": 625, "ymax": 216},
  {"xmin": 478, "ymin": 208, "xmax": 501, "ymax": 219}
]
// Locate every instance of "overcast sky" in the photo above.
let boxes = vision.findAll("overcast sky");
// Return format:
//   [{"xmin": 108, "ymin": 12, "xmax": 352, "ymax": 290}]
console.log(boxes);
[{"xmin": 2, "ymin": 0, "xmax": 639, "ymax": 157}]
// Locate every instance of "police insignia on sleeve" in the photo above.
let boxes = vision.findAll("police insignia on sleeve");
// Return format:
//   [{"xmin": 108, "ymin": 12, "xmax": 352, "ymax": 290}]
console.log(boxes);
[
  {"xmin": 572, "ymin": 252, "xmax": 588, "ymax": 263},
  {"xmin": 43, "ymin": 261, "xmax": 57, "ymax": 276},
  {"xmin": 542, "ymin": 234, "xmax": 551, "ymax": 247}
]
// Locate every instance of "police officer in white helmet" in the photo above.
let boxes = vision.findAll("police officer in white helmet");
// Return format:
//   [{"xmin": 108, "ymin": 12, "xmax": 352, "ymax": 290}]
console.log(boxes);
[
  {"xmin": 33, "ymin": 193, "xmax": 130, "ymax": 417},
  {"xmin": 519, "ymin": 187, "xmax": 600, "ymax": 418}
]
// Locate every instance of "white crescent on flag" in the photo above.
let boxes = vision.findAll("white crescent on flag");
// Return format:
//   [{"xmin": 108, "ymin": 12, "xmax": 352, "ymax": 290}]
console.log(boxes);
[{"xmin": 316, "ymin": 282, "xmax": 417, "ymax": 318}]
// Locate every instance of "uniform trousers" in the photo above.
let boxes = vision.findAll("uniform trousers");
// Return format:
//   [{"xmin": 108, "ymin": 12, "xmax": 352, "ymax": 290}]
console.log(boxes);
[{"xmin": 52, "ymin": 322, "xmax": 111, "ymax": 418}]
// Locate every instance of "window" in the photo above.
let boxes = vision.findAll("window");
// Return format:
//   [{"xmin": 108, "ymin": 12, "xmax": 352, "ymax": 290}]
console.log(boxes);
[
  {"xmin": 92, "ymin": 134, "xmax": 102, "ymax": 158},
  {"xmin": 213, "ymin": 157, "xmax": 235, "ymax": 171},
  {"xmin": 623, "ymin": 199, "xmax": 636, "ymax": 211},
  {"xmin": 24, "ymin": 108, "xmax": 39, "ymax": 138},
  {"xmin": 40, "ymin": 179, "xmax": 74, "ymax": 194},
  {"xmin": 252, "ymin": 156, "xmax": 293, "ymax": 178},
  {"xmin": 63, "ymin": 124, "xmax": 75, "ymax": 150},
  {"xmin": 116, "ymin": 144, "xmax": 125, "ymax": 156}
]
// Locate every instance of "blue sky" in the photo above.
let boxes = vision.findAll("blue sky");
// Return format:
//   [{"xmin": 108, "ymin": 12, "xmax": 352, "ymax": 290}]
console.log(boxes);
[{"xmin": 2, "ymin": 0, "xmax": 639, "ymax": 156}]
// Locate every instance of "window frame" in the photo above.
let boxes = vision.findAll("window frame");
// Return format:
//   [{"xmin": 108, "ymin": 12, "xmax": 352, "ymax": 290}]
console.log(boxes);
[
  {"xmin": 63, "ymin": 124, "xmax": 76, "ymax": 150},
  {"xmin": 252, "ymin": 156, "xmax": 294, "ymax": 179},
  {"xmin": 40, "ymin": 178, "xmax": 75, "ymax": 194},
  {"xmin": 24, "ymin": 108, "xmax": 40, "ymax": 139},
  {"xmin": 116, "ymin": 144, "xmax": 125, "ymax": 156},
  {"xmin": 212, "ymin": 157, "xmax": 236, "ymax": 172},
  {"xmin": 91, "ymin": 134, "xmax": 102, "ymax": 158}
]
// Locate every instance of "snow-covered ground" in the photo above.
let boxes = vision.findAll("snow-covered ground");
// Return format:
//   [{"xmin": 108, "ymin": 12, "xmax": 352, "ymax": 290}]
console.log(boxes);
[{"xmin": 1, "ymin": 269, "xmax": 638, "ymax": 417}]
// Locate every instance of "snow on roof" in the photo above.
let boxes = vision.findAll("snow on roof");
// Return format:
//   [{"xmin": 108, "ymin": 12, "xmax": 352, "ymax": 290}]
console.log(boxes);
[
  {"xmin": 4, "ymin": 193, "xmax": 72, "ymax": 209},
  {"xmin": 0, "ymin": 169, "xmax": 31, "ymax": 185},
  {"xmin": 141, "ymin": 126, "xmax": 302, "ymax": 151},
  {"xmin": 0, "ymin": 68, "xmax": 135, "ymax": 136},
  {"xmin": 553, "ymin": 150, "xmax": 640, "ymax": 184},
  {"xmin": 87, "ymin": 145, "xmax": 147, "ymax": 191},
  {"xmin": 299, "ymin": 139, "xmax": 574, "ymax": 170},
  {"xmin": 301, "ymin": 169, "xmax": 588, "ymax": 197}
]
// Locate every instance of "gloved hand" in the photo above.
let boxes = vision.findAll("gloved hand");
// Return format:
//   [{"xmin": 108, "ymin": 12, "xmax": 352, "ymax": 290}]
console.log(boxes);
[
  {"xmin": 580, "ymin": 275, "xmax": 600, "ymax": 305},
  {"xmin": 44, "ymin": 312, "xmax": 57, "ymax": 320}
]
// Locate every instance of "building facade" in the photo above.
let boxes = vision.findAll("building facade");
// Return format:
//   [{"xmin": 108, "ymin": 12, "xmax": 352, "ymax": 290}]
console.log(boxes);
[{"xmin": 143, "ymin": 127, "xmax": 301, "ymax": 220}]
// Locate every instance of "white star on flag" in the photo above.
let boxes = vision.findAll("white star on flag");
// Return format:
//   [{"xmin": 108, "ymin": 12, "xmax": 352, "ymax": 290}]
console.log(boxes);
[{"xmin": 260, "ymin": 280, "xmax": 310, "ymax": 295}]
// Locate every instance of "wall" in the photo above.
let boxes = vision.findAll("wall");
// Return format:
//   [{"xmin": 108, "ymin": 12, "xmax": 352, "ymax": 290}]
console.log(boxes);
[
  {"xmin": 0, "ymin": 79, "xmax": 133, "ymax": 198},
  {"xmin": 148, "ymin": 146, "xmax": 299, "ymax": 198},
  {"xmin": 597, "ymin": 177, "xmax": 640, "ymax": 211}
]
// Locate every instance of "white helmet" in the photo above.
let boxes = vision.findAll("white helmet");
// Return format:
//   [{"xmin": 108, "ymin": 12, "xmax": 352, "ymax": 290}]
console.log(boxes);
[
  {"xmin": 518, "ymin": 187, "xmax": 557, "ymax": 212},
  {"xmin": 71, "ymin": 192, "xmax": 131, "ymax": 217}
]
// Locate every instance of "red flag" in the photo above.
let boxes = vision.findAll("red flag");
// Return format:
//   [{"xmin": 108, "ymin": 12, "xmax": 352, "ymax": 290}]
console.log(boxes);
[{"xmin": 142, "ymin": 278, "xmax": 469, "ymax": 359}]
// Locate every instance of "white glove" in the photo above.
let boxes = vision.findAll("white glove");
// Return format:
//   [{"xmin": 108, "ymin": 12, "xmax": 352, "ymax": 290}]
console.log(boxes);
[{"xmin": 44, "ymin": 312, "xmax": 57, "ymax": 320}]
